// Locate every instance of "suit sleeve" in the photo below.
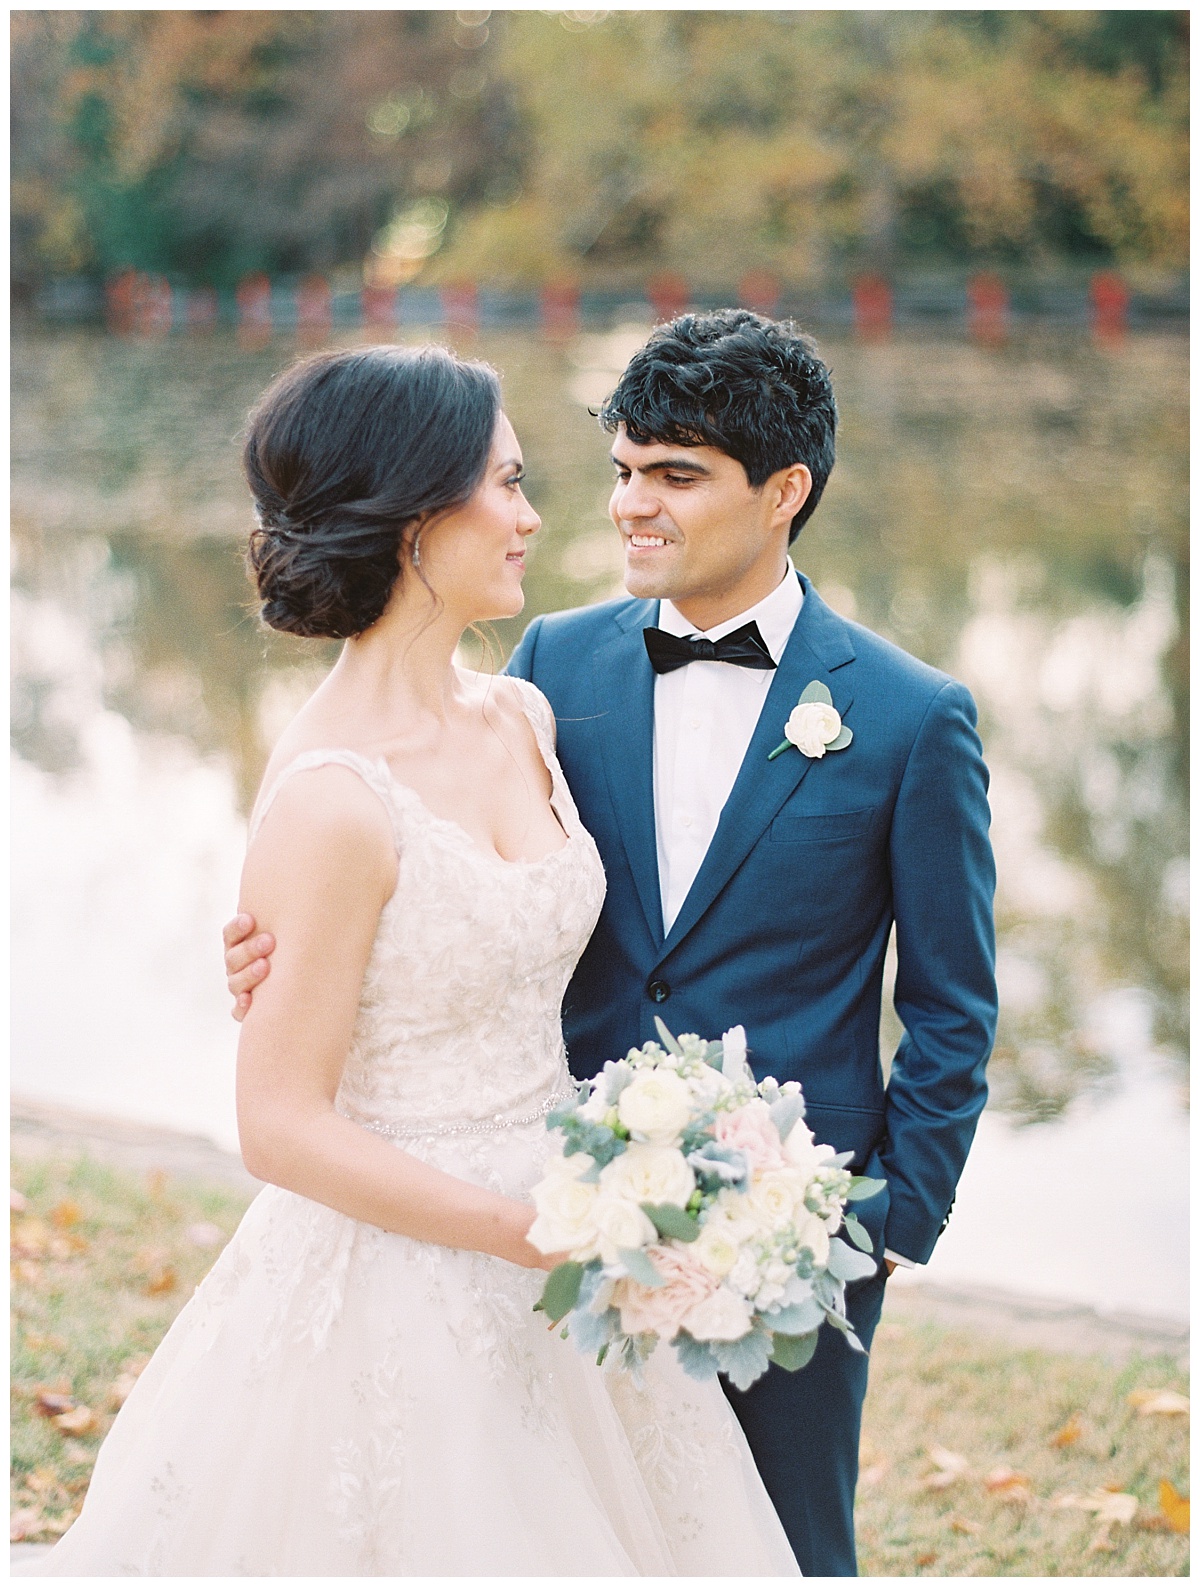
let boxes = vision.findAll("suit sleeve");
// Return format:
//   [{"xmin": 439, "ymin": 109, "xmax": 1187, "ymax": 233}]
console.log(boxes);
[
  {"xmin": 877, "ymin": 678, "xmax": 997, "ymax": 1264},
  {"xmin": 505, "ymin": 615, "xmax": 544, "ymax": 683}
]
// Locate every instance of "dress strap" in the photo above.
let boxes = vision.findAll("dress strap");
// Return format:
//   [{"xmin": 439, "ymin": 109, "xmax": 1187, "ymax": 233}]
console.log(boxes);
[
  {"xmin": 505, "ymin": 675, "xmax": 557, "ymax": 758},
  {"xmin": 248, "ymin": 749, "xmax": 402, "ymax": 849}
]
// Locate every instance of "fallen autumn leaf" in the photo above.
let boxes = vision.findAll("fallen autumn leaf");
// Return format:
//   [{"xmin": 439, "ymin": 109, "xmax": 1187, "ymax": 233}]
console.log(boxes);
[
  {"xmin": 1128, "ymin": 1389, "xmax": 1189, "ymax": 1417},
  {"xmin": 1159, "ymin": 1480, "xmax": 1190, "ymax": 1534}
]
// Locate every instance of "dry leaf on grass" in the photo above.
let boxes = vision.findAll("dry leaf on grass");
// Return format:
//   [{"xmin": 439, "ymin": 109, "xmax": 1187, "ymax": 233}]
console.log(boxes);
[
  {"xmin": 1051, "ymin": 1487, "xmax": 1138, "ymax": 1551},
  {"xmin": 921, "ymin": 1446, "xmax": 970, "ymax": 1489},
  {"xmin": 22, "ymin": 1331, "xmax": 68, "ymax": 1352},
  {"xmin": 1158, "ymin": 1480, "xmax": 1189, "ymax": 1534},
  {"xmin": 915, "ymin": 1552, "xmax": 938, "ymax": 1567},
  {"xmin": 1128, "ymin": 1389, "xmax": 1189, "ymax": 1417},
  {"xmin": 1050, "ymin": 1413, "xmax": 1082, "ymax": 1447},
  {"xmin": 949, "ymin": 1517, "xmax": 983, "ymax": 1536},
  {"xmin": 50, "ymin": 1199, "xmax": 82, "ymax": 1229},
  {"xmin": 144, "ymin": 1265, "xmax": 178, "ymax": 1296},
  {"xmin": 146, "ymin": 1168, "xmax": 169, "ymax": 1198},
  {"xmin": 53, "ymin": 1404, "xmax": 99, "ymax": 1437},
  {"xmin": 984, "ymin": 1467, "xmax": 1033, "ymax": 1501},
  {"xmin": 107, "ymin": 1372, "xmax": 141, "ymax": 1409},
  {"xmin": 185, "ymin": 1221, "xmax": 223, "ymax": 1248},
  {"xmin": 25, "ymin": 1467, "xmax": 64, "ymax": 1499},
  {"xmin": 33, "ymin": 1390, "xmax": 76, "ymax": 1418}
]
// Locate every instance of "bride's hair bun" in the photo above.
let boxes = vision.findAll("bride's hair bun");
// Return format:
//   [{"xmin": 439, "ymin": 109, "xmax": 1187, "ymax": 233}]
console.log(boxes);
[{"xmin": 243, "ymin": 345, "xmax": 501, "ymax": 638}]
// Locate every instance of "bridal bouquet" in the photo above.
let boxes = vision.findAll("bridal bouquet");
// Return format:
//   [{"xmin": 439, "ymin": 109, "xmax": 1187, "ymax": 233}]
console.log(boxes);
[{"xmin": 528, "ymin": 1021, "xmax": 883, "ymax": 1390}]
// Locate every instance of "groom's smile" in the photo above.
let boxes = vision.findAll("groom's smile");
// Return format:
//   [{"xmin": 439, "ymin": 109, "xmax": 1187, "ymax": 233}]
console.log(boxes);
[{"xmin": 609, "ymin": 426, "xmax": 811, "ymax": 631}]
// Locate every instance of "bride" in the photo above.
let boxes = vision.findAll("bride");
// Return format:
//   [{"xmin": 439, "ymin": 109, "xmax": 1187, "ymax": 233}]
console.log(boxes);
[{"xmin": 28, "ymin": 344, "xmax": 800, "ymax": 1576}]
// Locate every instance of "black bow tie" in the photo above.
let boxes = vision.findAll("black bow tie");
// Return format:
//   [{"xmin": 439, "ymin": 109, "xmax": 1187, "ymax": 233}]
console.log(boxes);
[{"xmin": 643, "ymin": 621, "xmax": 777, "ymax": 675}]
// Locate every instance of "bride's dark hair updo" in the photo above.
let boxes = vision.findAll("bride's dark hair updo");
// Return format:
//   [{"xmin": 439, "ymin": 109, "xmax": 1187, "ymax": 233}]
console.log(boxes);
[{"xmin": 243, "ymin": 344, "xmax": 502, "ymax": 638}]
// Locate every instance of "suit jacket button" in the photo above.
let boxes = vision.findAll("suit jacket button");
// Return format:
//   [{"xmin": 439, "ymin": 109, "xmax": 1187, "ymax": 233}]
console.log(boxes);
[{"xmin": 648, "ymin": 979, "xmax": 671, "ymax": 1003}]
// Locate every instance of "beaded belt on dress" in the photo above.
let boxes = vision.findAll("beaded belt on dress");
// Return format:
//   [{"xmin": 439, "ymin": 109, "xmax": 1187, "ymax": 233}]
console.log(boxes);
[{"xmin": 360, "ymin": 1086, "xmax": 576, "ymax": 1141}]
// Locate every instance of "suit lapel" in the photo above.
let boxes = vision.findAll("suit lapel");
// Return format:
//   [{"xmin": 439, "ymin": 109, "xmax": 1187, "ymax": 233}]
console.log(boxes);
[
  {"xmin": 591, "ymin": 601, "xmax": 664, "ymax": 947},
  {"xmin": 659, "ymin": 577, "xmax": 857, "ymax": 957}
]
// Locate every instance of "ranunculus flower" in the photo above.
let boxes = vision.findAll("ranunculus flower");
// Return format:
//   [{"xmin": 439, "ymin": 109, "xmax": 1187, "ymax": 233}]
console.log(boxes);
[
  {"xmin": 600, "ymin": 1142, "xmax": 695, "ymax": 1208},
  {"xmin": 784, "ymin": 701, "xmax": 843, "ymax": 758},
  {"xmin": 527, "ymin": 1154, "xmax": 600, "ymax": 1257},
  {"xmin": 591, "ymin": 1194, "xmax": 656, "ymax": 1264},
  {"xmin": 617, "ymin": 1069, "xmax": 693, "ymax": 1145},
  {"xmin": 715, "ymin": 1099, "xmax": 786, "ymax": 1174},
  {"xmin": 614, "ymin": 1245, "xmax": 718, "ymax": 1341},
  {"xmin": 683, "ymin": 1285, "xmax": 754, "ymax": 1342}
]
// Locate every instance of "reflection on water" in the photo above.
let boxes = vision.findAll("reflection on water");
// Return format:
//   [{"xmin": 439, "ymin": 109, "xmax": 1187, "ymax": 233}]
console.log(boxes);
[{"xmin": 10, "ymin": 326, "xmax": 1188, "ymax": 1309}]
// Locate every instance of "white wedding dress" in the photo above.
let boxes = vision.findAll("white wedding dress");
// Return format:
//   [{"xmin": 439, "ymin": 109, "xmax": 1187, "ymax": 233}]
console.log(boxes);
[{"xmin": 30, "ymin": 679, "xmax": 799, "ymax": 1577}]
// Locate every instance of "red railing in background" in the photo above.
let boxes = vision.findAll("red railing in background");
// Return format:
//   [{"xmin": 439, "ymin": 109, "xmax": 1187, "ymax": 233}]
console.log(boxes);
[
  {"xmin": 851, "ymin": 274, "xmax": 893, "ymax": 339},
  {"xmin": 1090, "ymin": 270, "xmax": 1130, "ymax": 342},
  {"xmin": 967, "ymin": 272, "xmax": 1009, "ymax": 345}
]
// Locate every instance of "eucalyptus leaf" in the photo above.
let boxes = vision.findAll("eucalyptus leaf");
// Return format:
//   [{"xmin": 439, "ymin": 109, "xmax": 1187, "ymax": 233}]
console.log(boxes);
[
  {"xmin": 653, "ymin": 1017, "xmax": 684, "ymax": 1056},
  {"xmin": 846, "ymin": 1176, "xmax": 887, "ymax": 1201},
  {"xmin": 766, "ymin": 1296, "xmax": 824, "ymax": 1335},
  {"xmin": 568, "ymin": 1304, "xmax": 620, "ymax": 1356},
  {"xmin": 577, "ymin": 1158, "xmax": 601, "ymax": 1184},
  {"xmin": 828, "ymin": 725, "xmax": 853, "ymax": 752},
  {"xmin": 618, "ymin": 1246, "xmax": 664, "ymax": 1287},
  {"xmin": 535, "ymin": 1261, "xmax": 584, "ymax": 1324},
  {"xmin": 826, "ymin": 1238, "xmax": 879, "ymax": 1283},
  {"xmin": 770, "ymin": 1329, "xmax": 819, "ymax": 1372},
  {"xmin": 712, "ymin": 1328, "xmax": 774, "ymax": 1391},
  {"xmin": 831, "ymin": 1150, "xmax": 856, "ymax": 1168},
  {"xmin": 842, "ymin": 1213, "xmax": 875, "ymax": 1253},
  {"xmin": 768, "ymin": 1094, "xmax": 806, "ymax": 1142},
  {"xmin": 799, "ymin": 680, "xmax": 834, "ymax": 707},
  {"xmin": 641, "ymin": 1202, "xmax": 701, "ymax": 1242},
  {"xmin": 672, "ymin": 1331, "xmax": 721, "ymax": 1382}
]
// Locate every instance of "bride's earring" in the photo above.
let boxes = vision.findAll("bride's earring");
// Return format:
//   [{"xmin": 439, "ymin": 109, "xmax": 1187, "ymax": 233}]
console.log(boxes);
[{"xmin": 411, "ymin": 531, "xmax": 423, "ymax": 571}]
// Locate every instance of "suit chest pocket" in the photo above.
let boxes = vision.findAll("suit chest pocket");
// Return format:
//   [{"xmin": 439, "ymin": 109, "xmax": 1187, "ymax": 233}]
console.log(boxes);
[{"xmin": 769, "ymin": 807, "xmax": 876, "ymax": 844}]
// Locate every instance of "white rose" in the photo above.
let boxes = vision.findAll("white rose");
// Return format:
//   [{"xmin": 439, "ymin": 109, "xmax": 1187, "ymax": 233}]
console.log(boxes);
[
  {"xmin": 527, "ymin": 1156, "xmax": 600, "ymax": 1257},
  {"xmin": 745, "ymin": 1169, "xmax": 804, "ymax": 1231},
  {"xmin": 783, "ymin": 1120, "xmax": 838, "ymax": 1183},
  {"xmin": 784, "ymin": 701, "xmax": 843, "ymax": 759},
  {"xmin": 617, "ymin": 1069, "xmax": 693, "ymax": 1145},
  {"xmin": 600, "ymin": 1143, "xmax": 695, "ymax": 1208},
  {"xmin": 684, "ymin": 1286, "xmax": 754, "ymax": 1342},
  {"xmin": 692, "ymin": 1218, "xmax": 744, "ymax": 1278},
  {"xmin": 577, "ymin": 1086, "xmax": 609, "ymax": 1122},
  {"xmin": 591, "ymin": 1194, "xmax": 657, "ymax": 1264}
]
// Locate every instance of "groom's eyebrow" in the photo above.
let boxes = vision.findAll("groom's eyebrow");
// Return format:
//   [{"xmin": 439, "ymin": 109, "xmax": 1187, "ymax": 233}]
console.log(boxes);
[{"xmin": 610, "ymin": 453, "xmax": 714, "ymax": 477}]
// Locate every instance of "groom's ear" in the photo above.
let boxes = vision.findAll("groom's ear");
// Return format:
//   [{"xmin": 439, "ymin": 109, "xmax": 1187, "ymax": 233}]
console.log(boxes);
[{"xmin": 766, "ymin": 463, "xmax": 812, "ymax": 530}]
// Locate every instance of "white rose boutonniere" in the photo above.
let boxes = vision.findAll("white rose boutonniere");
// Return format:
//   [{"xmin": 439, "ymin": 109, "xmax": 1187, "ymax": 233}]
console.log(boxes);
[{"xmin": 768, "ymin": 680, "xmax": 853, "ymax": 761}]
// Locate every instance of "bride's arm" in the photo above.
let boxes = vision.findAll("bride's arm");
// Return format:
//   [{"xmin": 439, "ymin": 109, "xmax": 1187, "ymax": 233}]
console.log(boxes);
[{"xmin": 235, "ymin": 765, "xmax": 553, "ymax": 1271}]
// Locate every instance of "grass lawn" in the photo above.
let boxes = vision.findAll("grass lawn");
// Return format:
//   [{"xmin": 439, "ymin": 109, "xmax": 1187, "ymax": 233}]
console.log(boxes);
[{"xmin": 11, "ymin": 1152, "xmax": 1190, "ymax": 1573}]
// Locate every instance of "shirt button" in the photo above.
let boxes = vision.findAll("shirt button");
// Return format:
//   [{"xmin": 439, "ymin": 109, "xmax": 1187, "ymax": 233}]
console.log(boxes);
[
  {"xmin": 680, "ymin": 814, "xmax": 693, "ymax": 827},
  {"xmin": 647, "ymin": 979, "xmax": 671, "ymax": 1003}
]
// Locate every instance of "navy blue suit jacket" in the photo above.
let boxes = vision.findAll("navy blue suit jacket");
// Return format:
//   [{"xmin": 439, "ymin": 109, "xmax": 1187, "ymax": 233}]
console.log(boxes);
[{"xmin": 508, "ymin": 573, "xmax": 997, "ymax": 1265}]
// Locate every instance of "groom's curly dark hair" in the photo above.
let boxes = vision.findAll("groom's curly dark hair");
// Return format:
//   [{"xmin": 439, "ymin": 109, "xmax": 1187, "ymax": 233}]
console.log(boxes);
[{"xmin": 598, "ymin": 308, "xmax": 836, "ymax": 542}]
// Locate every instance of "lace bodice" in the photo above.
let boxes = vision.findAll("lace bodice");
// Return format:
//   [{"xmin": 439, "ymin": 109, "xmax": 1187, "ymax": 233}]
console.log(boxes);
[{"xmin": 248, "ymin": 678, "xmax": 606, "ymax": 1136}]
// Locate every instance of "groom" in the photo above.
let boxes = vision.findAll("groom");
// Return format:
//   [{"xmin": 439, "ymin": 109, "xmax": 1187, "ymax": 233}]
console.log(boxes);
[{"xmin": 225, "ymin": 309, "xmax": 996, "ymax": 1575}]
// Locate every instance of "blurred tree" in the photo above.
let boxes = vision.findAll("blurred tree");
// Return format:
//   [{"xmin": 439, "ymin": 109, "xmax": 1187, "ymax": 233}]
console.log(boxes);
[
  {"xmin": 11, "ymin": 10, "xmax": 520, "ymax": 291},
  {"xmin": 11, "ymin": 10, "xmax": 1188, "ymax": 292},
  {"xmin": 437, "ymin": 10, "xmax": 1188, "ymax": 286}
]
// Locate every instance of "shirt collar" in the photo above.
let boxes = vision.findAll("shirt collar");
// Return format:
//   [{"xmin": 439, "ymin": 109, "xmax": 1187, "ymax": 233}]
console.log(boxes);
[{"xmin": 658, "ymin": 562, "xmax": 803, "ymax": 664}]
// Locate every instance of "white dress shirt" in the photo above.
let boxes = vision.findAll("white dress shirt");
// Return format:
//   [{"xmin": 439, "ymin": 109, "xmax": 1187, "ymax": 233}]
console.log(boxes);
[
  {"xmin": 653, "ymin": 564, "xmax": 803, "ymax": 935},
  {"xmin": 650, "ymin": 564, "xmax": 916, "ymax": 1272}
]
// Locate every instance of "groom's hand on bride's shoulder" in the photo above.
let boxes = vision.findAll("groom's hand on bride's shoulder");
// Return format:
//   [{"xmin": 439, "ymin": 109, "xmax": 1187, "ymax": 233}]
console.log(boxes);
[{"xmin": 223, "ymin": 913, "xmax": 275, "ymax": 1022}]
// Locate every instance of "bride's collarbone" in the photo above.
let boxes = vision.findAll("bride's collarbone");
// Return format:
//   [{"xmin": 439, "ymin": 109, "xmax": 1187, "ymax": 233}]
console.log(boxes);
[{"xmin": 382, "ymin": 743, "xmax": 568, "ymax": 867}]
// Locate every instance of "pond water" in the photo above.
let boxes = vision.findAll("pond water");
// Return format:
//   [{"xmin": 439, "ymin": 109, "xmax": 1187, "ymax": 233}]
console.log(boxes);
[{"xmin": 11, "ymin": 324, "xmax": 1187, "ymax": 1320}]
